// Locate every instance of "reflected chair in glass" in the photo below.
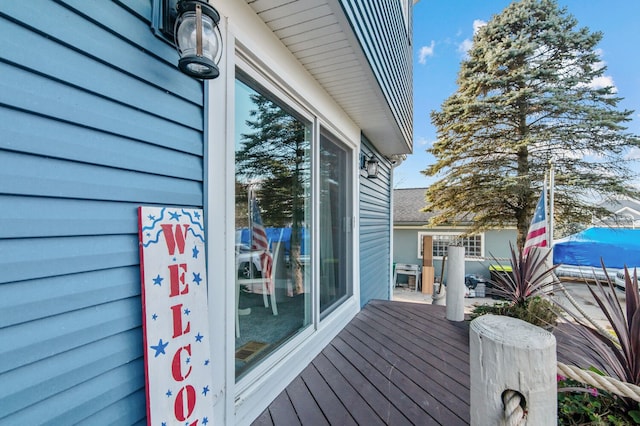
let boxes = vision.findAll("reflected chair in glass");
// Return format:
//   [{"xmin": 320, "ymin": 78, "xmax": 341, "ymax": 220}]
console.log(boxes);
[{"xmin": 235, "ymin": 243, "xmax": 281, "ymax": 338}]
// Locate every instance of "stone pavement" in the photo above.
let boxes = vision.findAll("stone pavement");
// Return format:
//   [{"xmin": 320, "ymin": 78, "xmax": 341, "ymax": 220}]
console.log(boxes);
[{"xmin": 392, "ymin": 280, "xmax": 626, "ymax": 332}]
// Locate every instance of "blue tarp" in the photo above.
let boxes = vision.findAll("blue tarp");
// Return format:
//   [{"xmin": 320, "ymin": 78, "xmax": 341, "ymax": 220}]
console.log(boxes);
[
  {"xmin": 237, "ymin": 227, "xmax": 309, "ymax": 256},
  {"xmin": 553, "ymin": 227, "xmax": 640, "ymax": 269}
]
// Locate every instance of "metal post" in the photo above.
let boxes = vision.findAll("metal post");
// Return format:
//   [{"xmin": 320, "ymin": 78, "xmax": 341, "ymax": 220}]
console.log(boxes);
[{"xmin": 549, "ymin": 161, "xmax": 554, "ymax": 245}]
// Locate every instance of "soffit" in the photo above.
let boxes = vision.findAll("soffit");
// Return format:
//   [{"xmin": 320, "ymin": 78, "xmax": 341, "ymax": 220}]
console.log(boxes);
[{"xmin": 246, "ymin": 0, "xmax": 411, "ymax": 155}]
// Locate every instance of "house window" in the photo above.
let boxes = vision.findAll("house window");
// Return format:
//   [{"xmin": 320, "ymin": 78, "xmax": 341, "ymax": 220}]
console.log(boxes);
[
  {"xmin": 418, "ymin": 232, "xmax": 484, "ymax": 259},
  {"xmin": 234, "ymin": 73, "xmax": 312, "ymax": 379}
]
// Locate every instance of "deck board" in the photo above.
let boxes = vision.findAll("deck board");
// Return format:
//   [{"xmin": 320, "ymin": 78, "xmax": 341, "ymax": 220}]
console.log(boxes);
[
  {"xmin": 353, "ymin": 305, "xmax": 469, "ymax": 378},
  {"xmin": 322, "ymin": 342, "xmax": 413, "ymax": 425},
  {"xmin": 373, "ymin": 302, "xmax": 470, "ymax": 356},
  {"xmin": 285, "ymin": 378, "xmax": 330, "ymax": 425},
  {"xmin": 299, "ymin": 364, "xmax": 358, "ymax": 426},
  {"xmin": 252, "ymin": 299, "xmax": 612, "ymax": 425},
  {"xmin": 342, "ymin": 321, "xmax": 469, "ymax": 416},
  {"xmin": 333, "ymin": 332, "xmax": 464, "ymax": 425},
  {"xmin": 266, "ymin": 391, "xmax": 300, "ymax": 426},
  {"xmin": 312, "ymin": 352, "xmax": 387, "ymax": 425},
  {"xmin": 252, "ymin": 300, "xmax": 471, "ymax": 425}
]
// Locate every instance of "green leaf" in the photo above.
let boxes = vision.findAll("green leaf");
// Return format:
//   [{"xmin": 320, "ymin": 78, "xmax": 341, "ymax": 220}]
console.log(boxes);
[{"xmin": 587, "ymin": 366, "xmax": 606, "ymax": 376}]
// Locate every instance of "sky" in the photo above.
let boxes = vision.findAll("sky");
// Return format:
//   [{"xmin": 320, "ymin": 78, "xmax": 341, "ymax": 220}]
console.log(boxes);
[{"xmin": 394, "ymin": 0, "xmax": 640, "ymax": 189}]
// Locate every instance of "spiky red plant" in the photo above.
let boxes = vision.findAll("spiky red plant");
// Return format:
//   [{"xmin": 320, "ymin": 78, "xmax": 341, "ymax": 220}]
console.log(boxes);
[
  {"xmin": 489, "ymin": 243, "xmax": 559, "ymax": 305},
  {"xmin": 557, "ymin": 263, "xmax": 640, "ymax": 409}
]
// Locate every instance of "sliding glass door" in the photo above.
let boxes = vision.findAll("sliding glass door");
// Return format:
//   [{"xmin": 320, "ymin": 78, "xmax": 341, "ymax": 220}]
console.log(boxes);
[
  {"xmin": 319, "ymin": 133, "xmax": 352, "ymax": 314},
  {"xmin": 233, "ymin": 68, "xmax": 354, "ymax": 379}
]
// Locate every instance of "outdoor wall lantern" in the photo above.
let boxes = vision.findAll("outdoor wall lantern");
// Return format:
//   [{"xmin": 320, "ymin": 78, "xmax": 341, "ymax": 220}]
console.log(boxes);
[
  {"xmin": 365, "ymin": 156, "xmax": 380, "ymax": 178},
  {"xmin": 165, "ymin": 0, "xmax": 222, "ymax": 79}
]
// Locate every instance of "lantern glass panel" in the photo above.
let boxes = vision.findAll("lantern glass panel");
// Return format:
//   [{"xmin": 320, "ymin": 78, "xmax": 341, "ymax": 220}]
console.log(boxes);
[{"xmin": 176, "ymin": 11, "xmax": 219, "ymax": 62}]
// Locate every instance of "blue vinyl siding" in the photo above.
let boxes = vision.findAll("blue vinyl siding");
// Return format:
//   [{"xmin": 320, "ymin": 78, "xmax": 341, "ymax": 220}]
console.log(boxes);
[
  {"xmin": 0, "ymin": 1, "xmax": 203, "ymax": 423},
  {"xmin": 339, "ymin": 0, "xmax": 413, "ymax": 146},
  {"xmin": 359, "ymin": 138, "xmax": 392, "ymax": 306}
]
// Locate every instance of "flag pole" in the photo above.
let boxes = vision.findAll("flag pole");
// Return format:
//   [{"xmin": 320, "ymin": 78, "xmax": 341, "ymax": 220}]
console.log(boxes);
[
  {"xmin": 543, "ymin": 170, "xmax": 549, "ymax": 248},
  {"xmin": 548, "ymin": 161, "xmax": 555, "ymax": 248},
  {"xmin": 248, "ymin": 186, "xmax": 253, "ymax": 250}
]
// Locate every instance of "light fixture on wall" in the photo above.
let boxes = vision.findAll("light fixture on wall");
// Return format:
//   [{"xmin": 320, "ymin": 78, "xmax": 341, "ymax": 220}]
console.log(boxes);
[
  {"xmin": 163, "ymin": 0, "xmax": 223, "ymax": 79},
  {"xmin": 387, "ymin": 154, "xmax": 406, "ymax": 168},
  {"xmin": 364, "ymin": 156, "xmax": 379, "ymax": 178}
]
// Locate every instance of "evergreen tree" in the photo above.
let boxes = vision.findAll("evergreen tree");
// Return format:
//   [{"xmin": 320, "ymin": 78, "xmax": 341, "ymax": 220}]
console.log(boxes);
[
  {"xmin": 236, "ymin": 93, "xmax": 309, "ymax": 229},
  {"xmin": 425, "ymin": 0, "xmax": 639, "ymax": 248}
]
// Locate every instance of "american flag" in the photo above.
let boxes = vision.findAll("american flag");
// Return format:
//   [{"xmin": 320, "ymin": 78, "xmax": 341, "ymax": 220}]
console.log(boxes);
[
  {"xmin": 251, "ymin": 197, "xmax": 273, "ymax": 287},
  {"xmin": 523, "ymin": 188, "xmax": 548, "ymax": 257}
]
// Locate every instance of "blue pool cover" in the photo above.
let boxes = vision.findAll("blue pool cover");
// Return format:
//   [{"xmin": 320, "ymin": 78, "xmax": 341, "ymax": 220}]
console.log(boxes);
[{"xmin": 553, "ymin": 227, "xmax": 640, "ymax": 269}]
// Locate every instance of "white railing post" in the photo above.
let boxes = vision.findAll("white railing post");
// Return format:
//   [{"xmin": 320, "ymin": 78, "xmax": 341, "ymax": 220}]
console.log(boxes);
[
  {"xmin": 446, "ymin": 245, "xmax": 465, "ymax": 321},
  {"xmin": 470, "ymin": 315, "xmax": 557, "ymax": 425}
]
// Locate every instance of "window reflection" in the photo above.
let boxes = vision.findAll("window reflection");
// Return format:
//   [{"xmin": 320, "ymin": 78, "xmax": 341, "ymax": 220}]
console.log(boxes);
[{"xmin": 234, "ymin": 76, "xmax": 311, "ymax": 379}]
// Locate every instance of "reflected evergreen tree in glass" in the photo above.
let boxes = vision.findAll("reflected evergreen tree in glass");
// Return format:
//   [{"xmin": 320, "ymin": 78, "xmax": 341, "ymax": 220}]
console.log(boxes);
[{"xmin": 236, "ymin": 92, "xmax": 310, "ymax": 294}]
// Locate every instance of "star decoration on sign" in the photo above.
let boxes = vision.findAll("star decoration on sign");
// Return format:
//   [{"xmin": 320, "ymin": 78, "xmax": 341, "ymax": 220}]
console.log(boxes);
[
  {"xmin": 153, "ymin": 275, "xmax": 163, "ymax": 286},
  {"xmin": 166, "ymin": 389, "xmax": 172, "ymax": 397},
  {"xmin": 169, "ymin": 211, "xmax": 181, "ymax": 221},
  {"xmin": 193, "ymin": 273, "xmax": 202, "ymax": 285},
  {"xmin": 194, "ymin": 211, "xmax": 201, "ymax": 219},
  {"xmin": 195, "ymin": 333, "xmax": 203, "ymax": 343},
  {"xmin": 192, "ymin": 245, "xmax": 199, "ymax": 259},
  {"xmin": 202, "ymin": 418, "xmax": 209, "ymax": 425},
  {"xmin": 150, "ymin": 339, "xmax": 169, "ymax": 357},
  {"xmin": 204, "ymin": 359, "xmax": 210, "ymax": 366},
  {"xmin": 148, "ymin": 214, "xmax": 155, "ymax": 220},
  {"xmin": 152, "ymin": 313, "xmax": 158, "ymax": 321},
  {"xmin": 202, "ymin": 386, "xmax": 210, "ymax": 396},
  {"xmin": 184, "ymin": 308, "xmax": 191, "ymax": 316}
]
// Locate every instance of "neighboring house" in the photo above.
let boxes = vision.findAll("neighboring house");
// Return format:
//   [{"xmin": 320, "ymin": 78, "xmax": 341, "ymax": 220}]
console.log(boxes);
[
  {"xmin": 393, "ymin": 188, "xmax": 517, "ymax": 281},
  {"xmin": 0, "ymin": 1, "xmax": 412, "ymax": 425},
  {"xmin": 594, "ymin": 197, "xmax": 640, "ymax": 228}
]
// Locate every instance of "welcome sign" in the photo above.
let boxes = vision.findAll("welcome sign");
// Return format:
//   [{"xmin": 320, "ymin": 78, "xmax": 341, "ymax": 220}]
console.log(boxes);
[{"xmin": 138, "ymin": 206, "xmax": 213, "ymax": 425}]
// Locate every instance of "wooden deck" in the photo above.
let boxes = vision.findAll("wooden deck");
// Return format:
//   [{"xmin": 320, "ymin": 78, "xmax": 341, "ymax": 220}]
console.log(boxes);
[
  {"xmin": 252, "ymin": 299, "xmax": 600, "ymax": 425},
  {"xmin": 252, "ymin": 300, "xmax": 471, "ymax": 425}
]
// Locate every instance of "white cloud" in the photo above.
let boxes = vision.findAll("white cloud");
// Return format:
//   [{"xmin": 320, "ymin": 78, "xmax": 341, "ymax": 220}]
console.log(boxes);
[
  {"xmin": 588, "ymin": 75, "xmax": 616, "ymax": 91},
  {"xmin": 418, "ymin": 41, "xmax": 435, "ymax": 65},
  {"xmin": 472, "ymin": 19, "xmax": 486, "ymax": 34},
  {"xmin": 458, "ymin": 39, "xmax": 473, "ymax": 56},
  {"xmin": 586, "ymin": 51, "xmax": 618, "ymax": 92},
  {"xmin": 626, "ymin": 147, "xmax": 640, "ymax": 160},
  {"xmin": 415, "ymin": 136, "xmax": 434, "ymax": 148},
  {"xmin": 458, "ymin": 19, "xmax": 486, "ymax": 57}
]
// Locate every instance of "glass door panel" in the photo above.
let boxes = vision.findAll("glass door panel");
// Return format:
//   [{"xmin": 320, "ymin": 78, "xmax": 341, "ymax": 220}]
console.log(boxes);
[
  {"xmin": 234, "ymin": 76, "xmax": 311, "ymax": 379},
  {"xmin": 319, "ymin": 133, "xmax": 352, "ymax": 314}
]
